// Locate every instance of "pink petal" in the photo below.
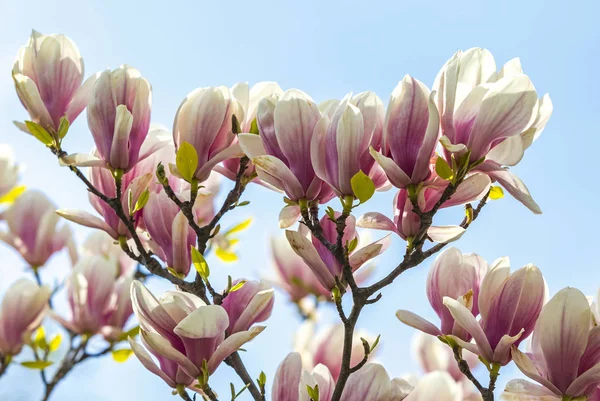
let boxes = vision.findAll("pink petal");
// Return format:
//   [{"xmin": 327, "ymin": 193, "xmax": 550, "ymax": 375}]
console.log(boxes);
[
  {"xmin": 207, "ymin": 326, "xmax": 265, "ymax": 374},
  {"xmin": 395, "ymin": 310, "xmax": 442, "ymax": 337}
]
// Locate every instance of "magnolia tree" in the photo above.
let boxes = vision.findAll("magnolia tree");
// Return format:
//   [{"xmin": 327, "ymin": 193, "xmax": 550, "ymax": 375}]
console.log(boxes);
[{"xmin": 1, "ymin": 29, "xmax": 597, "ymax": 401}]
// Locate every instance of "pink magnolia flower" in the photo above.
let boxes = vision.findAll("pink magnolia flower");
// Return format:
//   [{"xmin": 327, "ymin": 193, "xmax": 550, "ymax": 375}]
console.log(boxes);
[
  {"xmin": 0, "ymin": 190, "xmax": 75, "ymax": 267},
  {"xmin": 13, "ymin": 30, "xmax": 97, "ymax": 137},
  {"xmin": 397, "ymin": 248, "xmax": 488, "ymax": 342},
  {"xmin": 172, "ymin": 85, "xmax": 244, "ymax": 183},
  {"xmin": 129, "ymin": 282, "xmax": 264, "ymax": 388},
  {"xmin": 238, "ymin": 89, "xmax": 325, "ymax": 201},
  {"xmin": 434, "ymin": 48, "xmax": 551, "ymax": 214},
  {"xmin": 221, "ymin": 279, "xmax": 274, "ymax": 334},
  {"xmin": 272, "ymin": 352, "xmax": 335, "ymax": 401},
  {"xmin": 219, "ymin": 81, "xmax": 283, "ymax": 181},
  {"xmin": 402, "ymin": 371, "xmax": 464, "ymax": 401},
  {"xmin": 0, "ymin": 279, "xmax": 50, "ymax": 356},
  {"xmin": 81, "ymin": 231, "xmax": 136, "ymax": 277},
  {"xmin": 443, "ymin": 261, "xmax": 545, "ymax": 365},
  {"xmin": 319, "ymin": 91, "xmax": 389, "ymax": 190},
  {"xmin": 52, "ymin": 255, "xmax": 133, "ymax": 341},
  {"xmin": 504, "ymin": 288, "xmax": 600, "ymax": 401},
  {"xmin": 285, "ymin": 213, "xmax": 389, "ymax": 291},
  {"xmin": 370, "ymin": 75, "xmax": 440, "ymax": 189},
  {"xmin": 270, "ymin": 234, "xmax": 330, "ymax": 301},
  {"xmin": 340, "ymin": 363, "xmax": 414, "ymax": 401}
]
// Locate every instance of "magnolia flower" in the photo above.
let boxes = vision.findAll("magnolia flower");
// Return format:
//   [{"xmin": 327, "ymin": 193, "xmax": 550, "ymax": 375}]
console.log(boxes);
[
  {"xmin": 285, "ymin": 213, "xmax": 389, "ymax": 291},
  {"xmin": 311, "ymin": 94, "xmax": 376, "ymax": 196},
  {"xmin": 272, "ymin": 352, "xmax": 335, "ymax": 401},
  {"xmin": 319, "ymin": 91, "xmax": 389, "ymax": 190},
  {"xmin": 221, "ymin": 279, "xmax": 274, "ymax": 334},
  {"xmin": 129, "ymin": 282, "xmax": 264, "ymax": 388},
  {"xmin": 270, "ymin": 234, "xmax": 330, "ymax": 301},
  {"xmin": 0, "ymin": 279, "xmax": 50, "ymax": 356},
  {"xmin": 370, "ymin": 75, "xmax": 440, "ymax": 189},
  {"xmin": 238, "ymin": 89, "xmax": 325, "ymax": 201},
  {"xmin": 219, "ymin": 81, "xmax": 284, "ymax": 181},
  {"xmin": 402, "ymin": 371, "xmax": 464, "ymax": 401},
  {"xmin": 0, "ymin": 145, "xmax": 22, "ymax": 203},
  {"xmin": 443, "ymin": 261, "xmax": 545, "ymax": 365},
  {"xmin": 504, "ymin": 288, "xmax": 600, "ymax": 401},
  {"xmin": 52, "ymin": 255, "xmax": 133, "ymax": 340},
  {"xmin": 81, "ymin": 231, "xmax": 136, "ymax": 277},
  {"xmin": 340, "ymin": 363, "xmax": 414, "ymax": 401},
  {"xmin": 172, "ymin": 85, "xmax": 244, "ymax": 183},
  {"xmin": 294, "ymin": 322, "xmax": 375, "ymax": 381},
  {"xmin": 0, "ymin": 190, "xmax": 75, "ymax": 267},
  {"xmin": 13, "ymin": 30, "xmax": 97, "ymax": 138},
  {"xmin": 397, "ymin": 248, "xmax": 488, "ymax": 342},
  {"xmin": 56, "ymin": 128, "xmax": 169, "ymax": 239},
  {"xmin": 434, "ymin": 48, "xmax": 551, "ymax": 214}
]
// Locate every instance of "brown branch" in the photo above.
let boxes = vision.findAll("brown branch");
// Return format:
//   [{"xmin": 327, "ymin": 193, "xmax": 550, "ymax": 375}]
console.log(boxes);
[{"xmin": 225, "ymin": 352, "xmax": 264, "ymax": 401}]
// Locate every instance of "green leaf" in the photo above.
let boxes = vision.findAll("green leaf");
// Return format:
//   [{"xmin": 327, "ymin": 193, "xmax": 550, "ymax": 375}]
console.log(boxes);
[
  {"xmin": 57, "ymin": 116, "xmax": 70, "ymax": 139},
  {"xmin": 167, "ymin": 267, "xmax": 186, "ymax": 279},
  {"xmin": 132, "ymin": 189, "xmax": 150, "ymax": 214},
  {"xmin": 21, "ymin": 361, "xmax": 53, "ymax": 370},
  {"xmin": 229, "ymin": 281, "xmax": 246, "ymax": 293},
  {"xmin": 111, "ymin": 349, "xmax": 133, "ymax": 363},
  {"xmin": 347, "ymin": 237, "xmax": 359, "ymax": 253},
  {"xmin": 350, "ymin": 170, "xmax": 375, "ymax": 204},
  {"xmin": 48, "ymin": 334, "xmax": 62, "ymax": 352},
  {"xmin": 369, "ymin": 334, "xmax": 381, "ymax": 353},
  {"xmin": 190, "ymin": 247, "xmax": 210, "ymax": 280},
  {"xmin": 325, "ymin": 206, "xmax": 336, "ymax": 221},
  {"xmin": 225, "ymin": 218, "xmax": 253, "ymax": 235},
  {"xmin": 237, "ymin": 200, "xmax": 250, "ymax": 207},
  {"xmin": 306, "ymin": 384, "xmax": 320, "ymax": 401},
  {"xmin": 215, "ymin": 247, "xmax": 238, "ymax": 263},
  {"xmin": 176, "ymin": 141, "xmax": 199, "ymax": 182},
  {"xmin": 489, "ymin": 186, "xmax": 504, "ymax": 200},
  {"xmin": 435, "ymin": 156, "xmax": 454, "ymax": 181},
  {"xmin": 249, "ymin": 118, "xmax": 260, "ymax": 135},
  {"xmin": 25, "ymin": 121, "xmax": 54, "ymax": 146},
  {"xmin": 118, "ymin": 325, "xmax": 140, "ymax": 342},
  {"xmin": 257, "ymin": 371, "xmax": 267, "ymax": 388},
  {"xmin": 34, "ymin": 327, "xmax": 47, "ymax": 350}
]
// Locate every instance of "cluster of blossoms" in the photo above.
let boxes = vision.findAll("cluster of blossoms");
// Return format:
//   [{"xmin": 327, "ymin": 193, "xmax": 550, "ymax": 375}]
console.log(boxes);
[{"xmin": 2, "ymin": 28, "xmax": 595, "ymax": 401}]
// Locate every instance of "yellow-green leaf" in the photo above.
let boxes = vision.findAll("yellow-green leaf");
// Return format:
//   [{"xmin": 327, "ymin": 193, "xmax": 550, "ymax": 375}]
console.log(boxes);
[
  {"xmin": 21, "ymin": 360, "xmax": 53, "ymax": 370},
  {"xmin": 489, "ymin": 186, "xmax": 504, "ymax": 200},
  {"xmin": 350, "ymin": 170, "xmax": 375, "ymax": 204},
  {"xmin": 190, "ymin": 247, "xmax": 210, "ymax": 279},
  {"xmin": 57, "ymin": 116, "xmax": 70, "ymax": 139},
  {"xmin": 111, "ymin": 349, "xmax": 133, "ymax": 363},
  {"xmin": 435, "ymin": 157, "xmax": 454, "ymax": 181},
  {"xmin": 0, "ymin": 185, "xmax": 26, "ymax": 204},
  {"xmin": 118, "ymin": 325, "xmax": 140, "ymax": 342},
  {"xmin": 48, "ymin": 334, "xmax": 62, "ymax": 352},
  {"xmin": 226, "ymin": 218, "xmax": 253, "ymax": 235},
  {"xmin": 215, "ymin": 248, "xmax": 238, "ymax": 263},
  {"xmin": 34, "ymin": 327, "xmax": 47, "ymax": 350},
  {"xmin": 25, "ymin": 121, "xmax": 54, "ymax": 146},
  {"xmin": 249, "ymin": 118, "xmax": 260, "ymax": 135},
  {"xmin": 132, "ymin": 189, "xmax": 150, "ymax": 214},
  {"xmin": 176, "ymin": 142, "xmax": 198, "ymax": 182},
  {"xmin": 229, "ymin": 281, "xmax": 246, "ymax": 293},
  {"xmin": 167, "ymin": 267, "xmax": 186, "ymax": 279}
]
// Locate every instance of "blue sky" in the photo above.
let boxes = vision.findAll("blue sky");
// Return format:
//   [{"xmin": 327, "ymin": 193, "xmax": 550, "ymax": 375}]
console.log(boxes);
[{"xmin": 0, "ymin": 0, "xmax": 599, "ymax": 399}]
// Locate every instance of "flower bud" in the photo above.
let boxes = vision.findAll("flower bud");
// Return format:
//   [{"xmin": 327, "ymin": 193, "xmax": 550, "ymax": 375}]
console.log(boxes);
[
  {"xmin": 221, "ymin": 279, "xmax": 274, "ymax": 334},
  {"xmin": 13, "ymin": 30, "xmax": 96, "ymax": 138},
  {"xmin": 0, "ymin": 279, "xmax": 50, "ymax": 356}
]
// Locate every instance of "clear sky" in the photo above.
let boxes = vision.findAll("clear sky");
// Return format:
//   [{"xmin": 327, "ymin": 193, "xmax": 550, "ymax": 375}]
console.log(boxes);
[{"xmin": 0, "ymin": 0, "xmax": 599, "ymax": 400}]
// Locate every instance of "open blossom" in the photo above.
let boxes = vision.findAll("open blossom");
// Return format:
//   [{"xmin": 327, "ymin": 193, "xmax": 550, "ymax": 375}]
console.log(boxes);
[
  {"xmin": 434, "ymin": 48, "xmax": 551, "ymax": 214},
  {"xmin": 52, "ymin": 255, "xmax": 133, "ymax": 340},
  {"xmin": 270, "ymin": 234, "xmax": 330, "ymax": 301},
  {"xmin": 221, "ymin": 279, "xmax": 274, "ymax": 334},
  {"xmin": 272, "ymin": 352, "xmax": 335, "ymax": 401},
  {"xmin": 172, "ymin": 85, "xmax": 244, "ymax": 183},
  {"xmin": 504, "ymin": 288, "xmax": 600, "ymax": 401},
  {"xmin": 340, "ymin": 363, "xmax": 414, "ymax": 401},
  {"xmin": 397, "ymin": 248, "xmax": 488, "ymax": 342},
  {"xmin": 294, "ymin": 322, "xmax": 375, "ymax": 382},
  {"xmin": 285, "ymin": 213, "xmax": 389, "ymax": 291},
  {"xmin": 238, "ymin": 89, "xmax": 325, "ymax": 201},
  {"xmin": 311, "ymin": 93, "xmax": 375, "ymax": 196},
  {"xmin": 12, "ymin": 30, "xmax": 97, "ymax": 137},
  {"xmin": 219, "ymin": 82, "xmax": 283, "ymax": 181},
  {"xmin": 0, "ymin": 145, "xmax": 21, "ymax": 202},
  {"xmin": 443, "ymin": 261, "xmax": 545, "ymax": 365},
  {"xmin": 129, "ymin": 282, "xmax": 264, "ymax": 388},
  {"xmin": 0, "ymin": 190, "xmax": 75, "ymax": 267},
  {"xmin": 0, "ymin": 279, "xmax": 50, "ymax": 356},
  {"xmin": 370, "ymin": 75, "xmax": 440, "ymax": 189}
]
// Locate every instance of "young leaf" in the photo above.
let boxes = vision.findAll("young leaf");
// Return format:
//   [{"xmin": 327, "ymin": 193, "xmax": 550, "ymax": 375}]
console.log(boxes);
[
  {"xmin": 347, "ymin": 237, "xmax": 359, "ymax": 253},
  {"xmin": 21, "ymin": 361, "xmax": 53, "ymax": 370},
  {"xmin": 0, "ymin": 185, "xmax": 26, "ymax": 204},
  {"xmin": 176, "ymin": 141, "xmax": 199, "ymax": 182},
  {"xmin": 191, "ymin": 246, "xmax": 210, "ymax": 280},
  {"xmin": 226, "ymin": 218, "xmax": 253, "ymax": 235},
  {"xmin": 249, "ymin": 118, "xmax": 260, "ymax": 135},
  {"xmin": 229, "ymin": 281, "xmax": 246, "ymax": 293},
  {"xmin": 435, "ymin": 156, "xmax": 454, "ymax": 181},
  {"xmin": 306, "ymin": 384, "xmax": 320, "ymax": 401},
  {"xmin": 111, "ymin": 349, "xmax": 133, "ymax": 363},
  {"xmin": 25, "ymin": 121, "xmax": 54, "ymax": 146},
  {"xmin": 57, "ymin": 116, "xmax": 70, "ymax": 139},
  {"xmin": 118, "ymin": 325, "xmax": 140, "ymax": 342},
  {"xmin": 489, "ymin": 186, "xmax": 504, "ymax": 200},
  {"xmin": 215, "ymin": 247, "xmax": 238, "ymax": 263},
  {"xmin": 48, "ymin": 334, "xmax": 62, "ymax": 352},
  {"xmin": 132, "ymin": 189, "xmax": 150, "ymax": 214},
  {"xmin": 350, "ymin": 170, "xmax": 375, "ymax": 204},
  {"xmin": 34, "ymin": 327, "xmax": 47, "ymax": 350}
]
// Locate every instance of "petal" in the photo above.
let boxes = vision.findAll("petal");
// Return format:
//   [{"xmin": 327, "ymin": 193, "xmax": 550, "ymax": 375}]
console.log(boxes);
[
  {"xmin": 174, "ymin": 305, "xmax": 229, "ymax": 339},
  {"xmin": 285, "ymin": 230, "xmax": 335, "ymax": 290},
  {"xmin": 482, "ymin": 165, "xmax": 541, "ymax": 214},
  {"xmin": 58, "ymin": 152, "xmax": 107, "ymax": 168},
  {"xmin": 566, "ymin": 363, "xmax": 600, "ymax": 397},
  {"xmin": 13, "ymin": 73, "xmax": 54, "ymax": 129},
  {"xmin": 502, "ymin": 379, "xmax": 560, "ymax": 401},
  {"xmin": 349, "ymin": 234, "xmax": 390, "ymax": 271},
  {"xmin": 230, "ymin": 289, "xmax": 274, "ymax": 333},
  {"xmin": 129, "ymin": 338, "xmax": 177, "ymax": 388},
  {"xmin": 356, "ymin": 212, "xmax": 400, "ymax": 235},
  {"xmin": 195, "ymin": 143, "xmax": 244, "ymax": 183},
  {"xmin": 279, "ymin": 205, "xmax": 301, "ymax": 229},
  {"xmin": 253, "ymin": 155, "xmax": 306, "ymax": 200},
  {"xmin": 443, "ymin": 297, "xmax": 493, "ymax": 362},
  {"xmin": 272, "ymin": 352, "xmax": 303, "ymax": 401},
  {"xmin": 109, "ymin": 104, "xmax": 134, "ymax": 169},
  {"xmin": 444, "ymin": 173, "xmax": 491, "ymax": 207},
  {"xmin": 511, "ymin": 347, "xmax": 562, "ymax": 395},
  {"xmin": 396, "ymin": 310, "xmax": 442, "ymax": 337},
  {"xmin": 141, "ymin": 330, "xmax": 199, "ymax": 378},
  {"xmin": 207, "ymin": 326, "xmax": 264, "ymax": 374},
  {"xmin": 404, "ymin": 371, "xmax": 463, "ymax": 401},
  {"xmin": 492, "ymin": 329, "xmax": 524, "ymax": 365},
  {"xmin": 55, "ymin": 209, "xmax": 117, "ymax": 238},
  {"xmin": 428, "ymin": 226, "xmax": 465, "ymax": 243},
  {"xmin": 340, "ymin": 363, "xmax": 392, "ymax": 401},
  {"xmin": 479, "ymin": 259, "xmax": 511, "ymax": 322},
  {"xmin": 66, "ymin": 72, "xmax": 100, "ymax": 123},
  {"xmin": 370, "ymin": 147, "xmax": 411, "ymax": 188}
]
